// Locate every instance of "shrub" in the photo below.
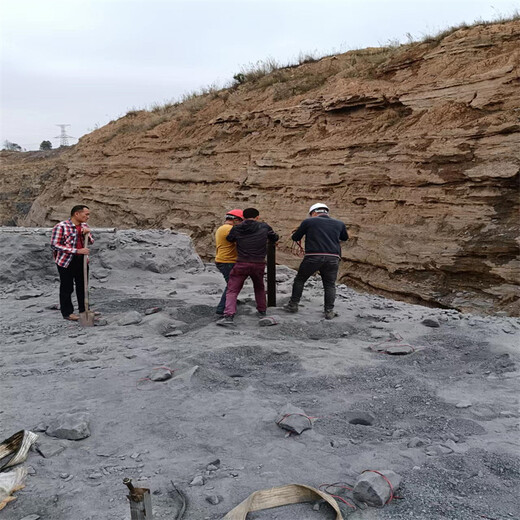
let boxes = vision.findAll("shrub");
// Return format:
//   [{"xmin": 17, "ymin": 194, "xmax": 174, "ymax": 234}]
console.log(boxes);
[{"xmin": 233, "ymin": 57, "xmax": 281, "ymax": 85}]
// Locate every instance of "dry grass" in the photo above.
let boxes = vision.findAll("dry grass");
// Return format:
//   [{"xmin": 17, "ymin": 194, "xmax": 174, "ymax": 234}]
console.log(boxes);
[
  {"xmin": 229, "ymin": 10, "xmax": 520, "ymax": 91},
  {"xmin": 102, "ymin": 109, "xmax": 172, "ymax": 143},
  {"xmin": 229, "ymin": 40, "xmax": 400, "ymax": 96},
  {"xmin": 177, "ymin": 116, "xmax": 196, "ymax": 128},
  {"xmin": 272, "ymin": 72, "xmax": 331, "ymax": 101},
  {"xmin": 125, "ymin": 108, "xmax": 144, "ymax": 117},
  {"xmin": 416, "ymin": 9, "xmax": 519, "ymax": 44},
  {"xmin": 296, "ymin": 51, "xmax": 321, "ymax": 64},
  {"xmin": 150, "ymin": 101, "xmax": 178, "ymax": 114},
  {"xmin": 231, "ymin": 55, "xmax": 338, "ymax": 100},
  {"xmin": 232, "ymin": 57, "xmax": 281, "ymax": 85},
  {"xmin": 104, "ymin": 13, "xmax": 519, "ymax": 138}
]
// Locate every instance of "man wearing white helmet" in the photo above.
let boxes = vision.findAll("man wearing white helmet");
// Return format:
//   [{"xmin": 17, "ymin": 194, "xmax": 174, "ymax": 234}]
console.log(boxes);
[{"xmin": 285, "ymin": 203, "xmax": 348, "ymax": 319}]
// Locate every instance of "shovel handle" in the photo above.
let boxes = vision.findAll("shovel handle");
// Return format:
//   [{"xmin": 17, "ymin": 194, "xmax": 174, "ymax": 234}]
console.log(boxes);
[{"xmin": 83, "ymin": 232, "xmax": 90, "ymax": 312}]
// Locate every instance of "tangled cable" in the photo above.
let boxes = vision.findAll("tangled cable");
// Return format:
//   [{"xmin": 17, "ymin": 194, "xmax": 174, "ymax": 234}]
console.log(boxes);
[{"xmin": 289, "ymin": 239, "xmax": 305, "ymax": 257}]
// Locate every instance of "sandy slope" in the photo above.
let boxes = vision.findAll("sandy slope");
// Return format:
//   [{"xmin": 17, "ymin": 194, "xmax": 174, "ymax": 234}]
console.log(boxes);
[{"xmin": 1, "ymin": 228, "xmax": 519, "ymax": 519}]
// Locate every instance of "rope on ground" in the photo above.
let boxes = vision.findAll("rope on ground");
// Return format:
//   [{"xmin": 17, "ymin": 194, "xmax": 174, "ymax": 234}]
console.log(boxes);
[
  {"xmin": 318, "ymin": 482, "xmax": 356, "ymax": 510},
  {"xmin": 275, "ymin": 413, "xmax": 316, "ymax": 427}
]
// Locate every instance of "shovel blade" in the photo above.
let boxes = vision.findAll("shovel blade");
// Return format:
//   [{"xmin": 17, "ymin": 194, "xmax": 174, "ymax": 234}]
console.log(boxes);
[{"xmin": 79, "ymin": 311, "xmax": 95, "ymax": 327}]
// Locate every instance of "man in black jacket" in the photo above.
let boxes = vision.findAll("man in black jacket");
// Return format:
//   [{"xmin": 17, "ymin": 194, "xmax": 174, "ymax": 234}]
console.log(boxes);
[
  {"xmin": 216, "ymin": 207, "xmax": 279, "ymax": 326},
  {"xmin": 285, "ymin": 203, "xmax": 348, "ymax": 319}
]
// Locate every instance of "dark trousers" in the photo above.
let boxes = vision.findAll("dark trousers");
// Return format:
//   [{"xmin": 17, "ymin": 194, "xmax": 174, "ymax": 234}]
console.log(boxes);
[
  {"xmin": 290, "ymin": 255, "xmax": 340, "ymax": 311},
  {"xmin": 224, "ymin": 262, "xmax": 266, "ymax": 316},
  {"xmin": 216, "ymin": 262, "xmax": 235, "ymax": 314},
  {"xmin": 57, "ymin": 255, "xmax": 86, "ymax": 317}
]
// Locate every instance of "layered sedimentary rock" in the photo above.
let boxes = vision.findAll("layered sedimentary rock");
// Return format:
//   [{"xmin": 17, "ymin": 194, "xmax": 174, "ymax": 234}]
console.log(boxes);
[{"xmin": 1, "ymin": 21, "xmax": 519, "ymax": 314}]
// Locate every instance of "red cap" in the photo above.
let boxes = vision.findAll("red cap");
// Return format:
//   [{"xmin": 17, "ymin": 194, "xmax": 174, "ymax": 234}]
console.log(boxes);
[{"xmin": 226, "ymin": 209, "xmax": 243, "ymax": 220}]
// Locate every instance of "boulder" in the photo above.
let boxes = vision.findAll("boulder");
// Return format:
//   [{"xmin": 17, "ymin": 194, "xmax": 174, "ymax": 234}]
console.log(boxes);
[
  {"xmin": 353, "ymin": 470, "xmax": 402, "ymax": 507},
  {"xmin": 149, "ymin": 367, "xmax": 173, "ymax": 382},
  {"xmin": 276, "ymin": 404, "xmax": 315, "ymax": 435},
  {"xmin": 421, "ymin": 318, "xmax": 440, "ymax": 328},
  {"xmin": 46, "ymin": 412, "xmax": 91, "ymax": 440}
]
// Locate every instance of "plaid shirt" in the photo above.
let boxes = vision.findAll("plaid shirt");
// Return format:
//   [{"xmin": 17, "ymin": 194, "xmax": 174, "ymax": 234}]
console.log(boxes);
[{"xmin": 51, "ymin": 219, "xmax": 94, "ymax": 268}]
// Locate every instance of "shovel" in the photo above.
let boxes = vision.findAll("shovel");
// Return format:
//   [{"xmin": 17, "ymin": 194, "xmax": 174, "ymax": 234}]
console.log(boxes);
[{"xmin": 79, "ymin": 233, "xmax": 95, "ymax": 327}]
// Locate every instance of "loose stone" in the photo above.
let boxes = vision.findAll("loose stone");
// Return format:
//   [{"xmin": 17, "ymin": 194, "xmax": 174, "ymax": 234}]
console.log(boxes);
[
  {"xmin": 259, "ymin": 316, "xmax": 278, "ymax": 327},
  {"xmin": 117, "ymin": 311, "xmax": 142, "ymax": 326},
  {"xmin": 71, "ymin": 353, "xmax": 99, "ymax": 362},
  {"xmin": 149, "ymin": 368, "xmax": 173, "ymax": 381},
  {"xmin": 421, "ymin": 318, "xmax": 440, "ymax": 328},
  {"xmin": 46, "ymin": 412, "xmax": 91, "ymax": 440},
  {"xmin": 408, "ymin": 437, "xmax": 428, "ymax": 448},
  {"xmin": 353, "ymin": 470, "xmax": 402, "ymax": 507},
  {"xmin": 145, "ymin": 307, "xmax": 162, "ymax": 315}
]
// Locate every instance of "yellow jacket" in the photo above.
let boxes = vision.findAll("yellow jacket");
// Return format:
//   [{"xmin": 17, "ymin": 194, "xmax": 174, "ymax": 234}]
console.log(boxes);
[{"xmin": 215, "ymin": 223, "xmax": 237, "ymax": 263}]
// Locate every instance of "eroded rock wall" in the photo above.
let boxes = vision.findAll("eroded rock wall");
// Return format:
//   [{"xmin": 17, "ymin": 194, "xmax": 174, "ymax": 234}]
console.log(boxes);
[{"xmin": 2, "ymin": 21, "xmax": 519, "ymax": 314}]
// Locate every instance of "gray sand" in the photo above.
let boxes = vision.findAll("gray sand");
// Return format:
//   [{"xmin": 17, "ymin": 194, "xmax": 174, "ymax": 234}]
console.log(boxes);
[{"xmin": 1, "ymin": 228, "xmax": 519, "ymax": 519}]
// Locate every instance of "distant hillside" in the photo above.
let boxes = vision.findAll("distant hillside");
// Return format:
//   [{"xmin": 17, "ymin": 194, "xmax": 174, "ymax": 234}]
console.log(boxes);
[{"xmin": 1, "ymin": 19, "xmax": 519, "ymax": 315}]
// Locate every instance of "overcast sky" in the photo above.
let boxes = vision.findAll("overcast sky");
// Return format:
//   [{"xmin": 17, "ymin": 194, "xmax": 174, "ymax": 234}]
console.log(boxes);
[{"xmin": 1, "ymin": 0, "xmax": 518, "ymax": 150}]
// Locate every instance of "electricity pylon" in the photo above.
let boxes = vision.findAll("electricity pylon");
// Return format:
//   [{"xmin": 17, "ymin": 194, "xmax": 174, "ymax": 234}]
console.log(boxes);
[{"xmin": 55, "ymin": 124, "xmax": 74, "ymax": 146}]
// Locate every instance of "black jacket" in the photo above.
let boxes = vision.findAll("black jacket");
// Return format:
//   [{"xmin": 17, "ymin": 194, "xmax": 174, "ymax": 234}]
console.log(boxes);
[
  {"xmin": 226, "ymin": 220, "xmax": 279, "ymax": 263},
  {"xmin": 292, "ymin": 214, "xmax": 348, "ymax": 256}
]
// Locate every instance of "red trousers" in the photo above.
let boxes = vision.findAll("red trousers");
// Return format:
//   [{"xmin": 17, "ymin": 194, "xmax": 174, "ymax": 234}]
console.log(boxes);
[{"xmin": 224, "ymin": 262, "xmax": 266, "ymax": 316}]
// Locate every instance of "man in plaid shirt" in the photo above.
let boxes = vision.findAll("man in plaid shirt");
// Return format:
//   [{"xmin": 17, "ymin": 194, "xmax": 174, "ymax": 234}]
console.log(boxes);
[{"xmin": 51, "ymin": 205, "xmax": 94, "ymax": 321}]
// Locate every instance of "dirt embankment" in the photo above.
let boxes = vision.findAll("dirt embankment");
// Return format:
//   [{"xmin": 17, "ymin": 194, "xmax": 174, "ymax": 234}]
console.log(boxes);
[{"xmin": 1, "ymin": 20, "xmax": 519, "ymax": 315}]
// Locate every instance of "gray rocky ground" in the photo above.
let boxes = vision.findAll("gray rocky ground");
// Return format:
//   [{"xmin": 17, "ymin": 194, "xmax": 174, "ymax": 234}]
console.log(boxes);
[{"xmin": 0, "ymin": 228, "xmax": 519, "ymax": 520}]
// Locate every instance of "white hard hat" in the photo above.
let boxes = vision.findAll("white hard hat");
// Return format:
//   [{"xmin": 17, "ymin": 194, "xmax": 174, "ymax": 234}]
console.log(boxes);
[{"xmin": 309, "ymin": 203, "xmax": 329, "ymax": 214}]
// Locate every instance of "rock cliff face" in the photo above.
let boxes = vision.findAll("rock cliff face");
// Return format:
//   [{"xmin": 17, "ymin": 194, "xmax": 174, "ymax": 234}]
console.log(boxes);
[{"xmin": 1, "ymin": 20, "xmax": 519, "ymax": 315}]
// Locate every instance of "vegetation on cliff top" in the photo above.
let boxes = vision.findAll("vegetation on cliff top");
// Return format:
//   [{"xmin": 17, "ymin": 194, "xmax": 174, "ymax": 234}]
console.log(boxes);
[
  {"xmin": 124, "ymin": 11, "xmax": 519, "ymax": 117},
  {"xmin": 104, "ymin": 14, "xmax": 519, "ymax": 140}
]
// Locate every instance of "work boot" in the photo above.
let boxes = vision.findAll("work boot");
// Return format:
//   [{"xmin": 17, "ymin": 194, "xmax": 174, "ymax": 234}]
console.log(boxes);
[
  {"xmin": 283, "ymin": 301, "xmax": 298, "ymax": 313},
  {"xmin": 216, "ymin": 315, "xmax": 235, "ymax": 327},
  {"xmin": 324, "ymin": 309, "xmax": 337, "ymax": 320}
]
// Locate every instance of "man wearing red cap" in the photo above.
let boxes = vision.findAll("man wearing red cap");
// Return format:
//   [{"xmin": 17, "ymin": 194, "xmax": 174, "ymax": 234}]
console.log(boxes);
[{"xmin": 214, "ymin": 209, "xmax": 244, "ymax": 315}]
